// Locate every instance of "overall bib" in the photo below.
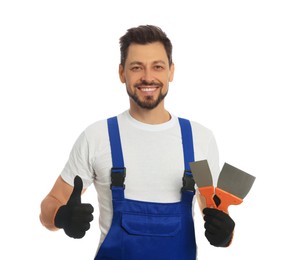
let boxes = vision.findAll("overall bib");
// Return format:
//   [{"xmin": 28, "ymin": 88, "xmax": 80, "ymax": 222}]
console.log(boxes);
[{"xmin": 95, "ymin": 117, "xmax": 197, "ymax": 260}]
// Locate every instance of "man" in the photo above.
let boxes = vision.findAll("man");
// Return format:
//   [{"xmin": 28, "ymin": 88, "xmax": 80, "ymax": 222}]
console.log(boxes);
[{"xmin": 40, "ymin": 25, "xmax": 235, "ymax": 259}]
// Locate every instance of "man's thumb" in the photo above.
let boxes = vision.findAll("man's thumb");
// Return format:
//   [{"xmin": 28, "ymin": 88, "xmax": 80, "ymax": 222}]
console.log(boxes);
[{"xmin": 67, "ymin": 175, "xmax": 83, "ymax": 205}]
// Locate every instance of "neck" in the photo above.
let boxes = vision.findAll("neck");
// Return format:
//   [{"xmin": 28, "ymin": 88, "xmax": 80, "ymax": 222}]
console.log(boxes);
[{"xmin": 129, "ymin": 104, "xmax": 171, "ymax": 125}]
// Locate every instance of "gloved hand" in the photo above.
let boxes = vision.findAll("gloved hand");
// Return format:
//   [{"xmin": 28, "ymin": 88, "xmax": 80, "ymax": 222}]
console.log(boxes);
[
  {"xmin": 203, "ymin": 207, "xmax": 235, "ymax": 247},
  {"xmin": 54, "ymin": 175, "xmax": 94, "ymax": 238}
]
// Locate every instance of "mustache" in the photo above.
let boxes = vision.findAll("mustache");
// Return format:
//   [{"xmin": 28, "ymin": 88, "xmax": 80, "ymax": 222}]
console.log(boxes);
[{"xmin": 134, "ymin": 80, "xmax": 163, "ymax": 88}]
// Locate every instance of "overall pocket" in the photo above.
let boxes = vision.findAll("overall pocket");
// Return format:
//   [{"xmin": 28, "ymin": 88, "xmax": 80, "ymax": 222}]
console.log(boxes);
[
  {"xmin": 121, "ymin": 213, "xmax": 182, "ymax": 260},
  {"xmin": 122, "ymin": 213, "xmax": 181, "ymax": 237}
]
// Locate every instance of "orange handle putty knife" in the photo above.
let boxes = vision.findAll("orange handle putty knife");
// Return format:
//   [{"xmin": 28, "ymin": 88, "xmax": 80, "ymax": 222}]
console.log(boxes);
[
  {"xmin": 216, "ymin": 163, "xmax": 255, "ymax": 213},
  {"xmin": 190, "ymin": 160, "xmax": 217, "ymax": 209}
]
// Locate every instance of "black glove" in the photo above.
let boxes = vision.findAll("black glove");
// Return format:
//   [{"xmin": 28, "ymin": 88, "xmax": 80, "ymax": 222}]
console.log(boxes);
[
  {"xmin": 203, "ymin": 207, "xmax": 235, "ymax": 247},
  {"xmin": 54, "ymin": 175, "xmax": 94, "ymax": 239}
]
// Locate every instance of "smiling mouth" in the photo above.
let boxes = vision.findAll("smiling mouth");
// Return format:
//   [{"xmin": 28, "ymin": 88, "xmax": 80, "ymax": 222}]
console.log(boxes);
[
  {"xmin": 138, "ymin": 87, "xmax": 158, "ymax": 92},
  {"xmin": 134, "ymin": 80, "xmax": 162, "ymax": 89}
]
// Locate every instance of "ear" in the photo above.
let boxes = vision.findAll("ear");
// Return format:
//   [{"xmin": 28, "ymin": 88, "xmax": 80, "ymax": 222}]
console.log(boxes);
[
  {"xmin": 169, "ymin": 63, "xmax": 175, "ymax": 82},
  {"xmin": 119, "ymin": 64, "xmax": 125, "ymax": 83}
]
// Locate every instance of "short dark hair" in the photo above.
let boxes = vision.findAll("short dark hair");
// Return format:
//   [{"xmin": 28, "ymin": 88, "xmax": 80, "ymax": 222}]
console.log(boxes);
[{"xmin": 119, "ymin": 25, "xmax": 173, "ymax": 67}]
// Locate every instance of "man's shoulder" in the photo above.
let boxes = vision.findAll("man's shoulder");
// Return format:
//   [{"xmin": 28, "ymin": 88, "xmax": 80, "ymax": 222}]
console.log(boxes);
[
  {"xmin": 190, "ymin": 119, "xmax": 212, "ymax": 131},
  {"xmin": 177, "ymin": 116, "xmax": 215, "ymax": 138},
  {"xmin": 176, "ymin": 115, "xmax": 211, "ymax": 130},
  {"xmin": 83, "ymin": 111, "xmax": 126, "ymax": 135}
]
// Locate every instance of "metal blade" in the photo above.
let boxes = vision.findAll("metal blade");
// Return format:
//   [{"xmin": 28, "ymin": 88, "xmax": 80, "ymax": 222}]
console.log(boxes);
[
  {"xmin": 189, "ymin": 160, "xmax": 213, "ymax": 188},
  {"xmin": 217, "ymin": 163, "xmax": 256, "ymax": 199}
]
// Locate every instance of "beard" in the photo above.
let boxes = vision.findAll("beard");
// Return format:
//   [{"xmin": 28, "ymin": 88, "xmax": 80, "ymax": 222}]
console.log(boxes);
[{"xmin": 127, "ymin": 81, "xmax": 168, "ymax": 110}]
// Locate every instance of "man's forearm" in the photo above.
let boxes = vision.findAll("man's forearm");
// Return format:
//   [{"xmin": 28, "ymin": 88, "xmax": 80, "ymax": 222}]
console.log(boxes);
[{"xmin": 40, "ymin": 195, "xmax": 63, "ymax": 231}]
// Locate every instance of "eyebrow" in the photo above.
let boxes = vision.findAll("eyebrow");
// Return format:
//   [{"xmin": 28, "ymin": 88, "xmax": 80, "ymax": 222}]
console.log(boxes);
[{"xmin": 129, "ymin": 60, "xmax": 167, "ymax": 66}]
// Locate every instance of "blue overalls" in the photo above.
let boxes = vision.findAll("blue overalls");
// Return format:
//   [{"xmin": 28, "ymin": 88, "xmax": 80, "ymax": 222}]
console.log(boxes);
[{"xmin": 95, "ymin": 117, "xmax": 197, "ymax": 260}]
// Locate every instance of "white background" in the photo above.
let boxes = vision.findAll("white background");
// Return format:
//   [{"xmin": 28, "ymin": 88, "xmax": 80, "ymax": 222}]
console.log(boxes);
[{"xmin": 1, "ymin": 0, "xmax": 294, "ymax": 259}]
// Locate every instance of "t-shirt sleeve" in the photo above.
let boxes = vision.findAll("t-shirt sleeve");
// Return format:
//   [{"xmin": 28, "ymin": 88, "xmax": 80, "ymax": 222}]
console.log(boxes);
[
  {"xmin": 60, "ymin": 131, "xmax": 94, "ymax": 188},
  {"xmin": 206, "ymin": 134, "xmax": 220, "ymax": 186},
  {"xmin": 190, "ymin": 121, "xmax": 220, "ymax": 186}
]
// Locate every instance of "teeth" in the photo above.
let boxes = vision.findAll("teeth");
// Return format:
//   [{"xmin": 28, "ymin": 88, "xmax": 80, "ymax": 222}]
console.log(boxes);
[{"xmin": 141, "ymin": 88, "xmax": 156, "ymax": 92}]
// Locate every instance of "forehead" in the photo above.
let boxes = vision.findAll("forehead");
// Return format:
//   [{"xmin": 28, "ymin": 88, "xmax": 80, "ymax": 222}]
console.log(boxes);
[{"xmin": 126, "ymin": 42, "xmax": 168, "ymax": 64}]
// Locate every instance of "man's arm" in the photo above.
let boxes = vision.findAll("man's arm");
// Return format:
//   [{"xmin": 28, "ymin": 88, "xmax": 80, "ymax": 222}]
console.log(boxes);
[
  {"xmin": 40, "ymin": 175, "xmax": 94, "ymax": 239},
  {"xmin": 39, "ymin": 175, "xmax": 76, "ymax": 230}
]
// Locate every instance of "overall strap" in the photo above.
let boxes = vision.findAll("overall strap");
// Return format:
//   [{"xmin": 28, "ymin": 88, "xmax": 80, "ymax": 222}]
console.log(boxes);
[
  {"xmin": 107, "ymin": 116, "xmax": 126, "ymax": 200},
  {"xmin": 178, "ymin": 118, "xmax": 196, "ymax": 194}
]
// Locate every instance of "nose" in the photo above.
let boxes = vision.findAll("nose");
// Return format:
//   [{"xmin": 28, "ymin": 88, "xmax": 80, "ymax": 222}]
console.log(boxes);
[{"xmin": 141, "ymin": 68, "xmax": 154, "ymax": 82}]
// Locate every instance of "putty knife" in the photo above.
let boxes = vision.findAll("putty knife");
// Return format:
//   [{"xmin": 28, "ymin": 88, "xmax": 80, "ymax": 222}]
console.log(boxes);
[
  {"xmin": 189, "ymin": 160, "xmax": 216, "ymax": 208},
  {"xmin": 215, "ymin": 163, "xmax": 256, "ymax": 213}
]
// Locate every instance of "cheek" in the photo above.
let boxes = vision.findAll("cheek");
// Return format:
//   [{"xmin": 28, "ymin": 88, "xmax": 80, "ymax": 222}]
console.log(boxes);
[
  {"xmin": 162, "ymin": 75, "xmax": 171, "ymax": 86},
  {"xmin": 125, "ymin": 74, "xmax": 139, "ymax": 86}
]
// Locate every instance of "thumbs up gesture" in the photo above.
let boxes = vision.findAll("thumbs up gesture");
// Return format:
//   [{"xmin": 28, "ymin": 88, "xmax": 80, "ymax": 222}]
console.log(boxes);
[{"xmin": 54, "ymin": 176, "xmax": 94, "ymax": 238}]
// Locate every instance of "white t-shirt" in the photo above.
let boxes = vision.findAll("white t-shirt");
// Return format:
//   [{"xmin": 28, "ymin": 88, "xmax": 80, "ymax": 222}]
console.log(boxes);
[{"xmin": 61, "ymin": 110, "xmax": 220, "ymax": 245}]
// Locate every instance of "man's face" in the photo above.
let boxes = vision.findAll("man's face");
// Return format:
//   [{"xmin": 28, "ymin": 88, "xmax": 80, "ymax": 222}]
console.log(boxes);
[{"xmin": 119, "ymin": 42, "xmax": 174, "ymax": 110}]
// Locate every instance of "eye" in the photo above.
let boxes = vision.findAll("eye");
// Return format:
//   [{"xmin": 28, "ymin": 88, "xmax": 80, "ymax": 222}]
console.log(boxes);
[
  {"xmin": 154, "ymin": 65, "xmax": 164, "ymax": 71},
  {"xmin": 130, "ymin": 66, "xmax": 142, "ymax": 72}
]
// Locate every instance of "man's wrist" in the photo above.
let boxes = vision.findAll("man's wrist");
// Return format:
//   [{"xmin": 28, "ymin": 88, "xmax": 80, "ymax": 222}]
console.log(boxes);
[{"xmin": 54, "ymin": 205, "xmax": 67, "ymax": 228}]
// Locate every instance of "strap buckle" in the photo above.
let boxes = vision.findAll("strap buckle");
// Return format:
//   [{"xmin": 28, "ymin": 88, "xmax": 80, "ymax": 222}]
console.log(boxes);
[
  {"xmin": 110, "ymin": 167, "xmax": 126, "ymax": 188},
  {"xmin": 181, "ymin": 170, "xmax": 195, "ymax": 192}
]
